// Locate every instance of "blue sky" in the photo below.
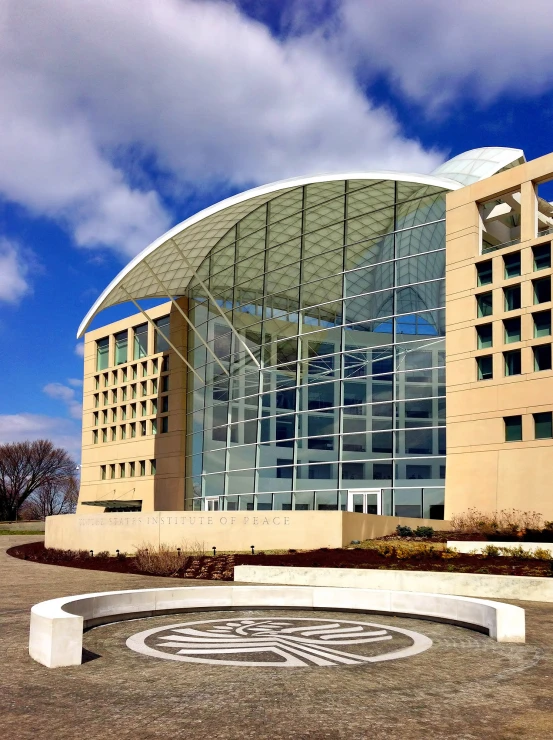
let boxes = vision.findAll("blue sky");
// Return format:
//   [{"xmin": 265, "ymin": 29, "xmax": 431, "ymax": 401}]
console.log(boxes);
[{"xmin": 2, "ymin": 0, "xmax": 553, "ymax": 459}]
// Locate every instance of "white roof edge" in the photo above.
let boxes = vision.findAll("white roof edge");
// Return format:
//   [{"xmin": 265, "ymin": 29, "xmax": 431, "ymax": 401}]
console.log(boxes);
[{"xmin": 77, "ymin": 170, "xmax": 461, "ymax": 338}]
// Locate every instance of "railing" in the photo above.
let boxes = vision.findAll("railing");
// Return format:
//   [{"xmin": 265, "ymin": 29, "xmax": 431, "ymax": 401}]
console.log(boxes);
[
  {"xmin": 481, "ymin": 237, "xmax": 521, "ymax": 254},
  {"xmin": 537, "ymin": 226, "xmax": 553, "ymax": 239}
]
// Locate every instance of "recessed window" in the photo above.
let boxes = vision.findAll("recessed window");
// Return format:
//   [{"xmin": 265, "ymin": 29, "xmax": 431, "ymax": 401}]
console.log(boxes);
[
  {"xmin": 102, "ymin": 410, "xmax": 108, "ymax": 424},
  {"xmin": 504, "ymin": 317, "xmax": 521, "ymax": 344},
  {"xmin": 111, "ymin": 409, "xmax": 117, "ymax": 422},
  {"xmin": 142, "ymin": 361, "xmax": 148, "ymax": 377},
  {"xmin": 161, "ymin": 395, "xmax": 169, "ymax": 413},
  {"xmin": 140, "ymin": 420, "xmax": 147, "ymax": 436},
  {"xmin": 114, "ymin": 330, "xmax": 128, "ymax": 365},
  {"xmin": 151, "ymin": 419, "xmax": 157, "ymax": 435},
  {"xmin": 130, "ymin": 422, "xmax": 136, "ymax": 438},
  {"xmin": 103, "ymin": 372, "xmax": 109, "ymax": 387},
  {"xmin": 533, "ymin": 276, "xmax": 551, "ymax": 304},
  {"xmin": 92, "ymin": 430, "xmax": 98, "ymax": 445},
  {"xmin": 504, "ymin": 349, "xmax": 522, "ymax": 376},
  {"xmin": 131, "ymin": 403, "xmax": 137, "ymax": 419},
  {"xmin": 533, "ymin": 310, "xmax": 552, "ymax": 337},
  {"xmin": 132, "ymin": 364, "xmax": 138, "ymax": 380},
  {"xmin": 480, "ymin": 189, "xmax": 521, "ymax": 252},
  {"xmin": 121, "ymin": 406, "xmax": 127, "ymax": 420},
  {"xmin": 151, "ymin": 399, "xmax": 157, "ymax": 415},
  {"xmin": 534, "ymin": 411, "xmax": 553, "ymax": 439},
  {"xmin": 96, "ymin": 337, "xmax": 109, "ymax": 371},
  {"xmin": 93, "ymin": 394, "xmax": 99, "ymax": 408},
  {"xmin": 503, "ymin": 252, "xmax": 521, "ymax": 279},
  {"xmin": 100, "ymin": 465, "xmax": 106, "ymax": 480},
  {"xmin": 155, "ymin": 315, "xmax": 171, "ymax": 354},
  {"xmin": 477, "ymin": 355, "xmax": 493, "ymax": 380},
  {"xmin": 122, "ymin": 386, "xmax": 127, "ymax": 401},
  {"xmin": 151, "ymin": 378, "xmax": 158, "ymax": 394},
  {"xmin": 109, "ymin": 464, "xmax": 116, "ymax": 479},
  {"xmin": 111, "ymin": 426, "xmax": 117, "ymax": 441},
  {"xmin": 476, "ymin": 323, "xmax": 493, "ymax": 349},
  {"xmin": 111, "ymin": 371, "xmax": 118, "ymax": 386},
  {"xmin": 111, "ymin": 389, "xmax": 117, "ymax": 403},
  {"xmin": 94, "ymin": 375, "xmax": 100, "ymax": 390},
  {"xmin": 120, "ymin": 424, "xmax": 127, "ymax": 440},
  {"xmin": 141, "ymin": 401, "xmax": 147, "ymax": 416},
  {"xmin": 150, "ymin": 459, "xmax": 156, "ymax": 475},
  {"xmin": 533, "ymin": 243, "xmax": 551, "ymax": 271},
  {"xmin": 134, "ymin": 324, "xmax": 148, "ymax": 359},
  {"xmin": 129, "ymin": 461, "xmax": 135, "ymax": 477},
  {"xmin": 476, "ymin": 260, "xmax": 493, "ymax": 286},
  {"xmin": 102, "ymin": 391, "xmax": 108, "ymax": 405},
  {"xmin": 162, "ymin": 356, "xmax": 169, "ymax": 372},
  {"xmin": 504, "ymin": 415, "xmax": 522, "ymax": 442},
  {"xmin": 161, "ymin": 416, "xmax": 169, "ymax": 433},
  {"xmin": 131, "ymin": 383, "xmax": 137, "ymax": 399},
  {"xmin": 122, "ymin": 367, "xmax": 128, "ymax": 382},
  {"xmin": 102, "ymin": 428, "xmax": 107, "ymax": 443},
  {"xmin": 119, "ymin": 463, "xmax": 126, "ymax": 479},
  {"xmin": 533, "ymin": 343, "xmax": 552, "ymax": 371},
  {"xmin": 93, "ymin": 412, "xmax": 98, "ymax": 426},
  {"xmin": 161, "ymin": 375, "xmax": 169, "ymax": 393},
  {"xmin": 152, "ymin": 359, "xmax": 158, "ymax": 374},
  {"xmin": 477, "ymin": 292, "xmax": 493, "ymax": 317},
  {"xmin": 504, "ymin": 284, "xmax": 521, "ymax": 311},
  {"xmin": 139, "ymin": 460, "xmax": 146, "ymax": 477}
]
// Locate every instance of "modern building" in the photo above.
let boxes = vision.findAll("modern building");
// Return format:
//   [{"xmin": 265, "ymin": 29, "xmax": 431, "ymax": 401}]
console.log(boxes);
[{"xmin": 74, "ymin": 147, "xmax": 553, "ymax": 523}]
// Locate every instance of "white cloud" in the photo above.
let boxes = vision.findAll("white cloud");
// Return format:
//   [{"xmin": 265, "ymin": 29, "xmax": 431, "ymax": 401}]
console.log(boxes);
[
  {"xmin": 67, "ymin": 378, "xmax": 83, "ymax": 388},
  {"xmin": 0, "ymin": 238, "xmax": 30, "ymax": 303},
  {"xmin": 43, "ymin": 382, "xmax": 82, "ymax": 420},
  {"xmin": 74, "ymin": 342, "xmax": 85, "ymax": 358},
  {"xmin": 337, "ymin": 0, "xmax": 553, "ymax": 107},
  {"xmin": 0, "ymin": 413, "xmax": 81, "ymax": 460},
  {"xmin": 0, "ymin": 0, "xmax": 441, "ymax": 260}
]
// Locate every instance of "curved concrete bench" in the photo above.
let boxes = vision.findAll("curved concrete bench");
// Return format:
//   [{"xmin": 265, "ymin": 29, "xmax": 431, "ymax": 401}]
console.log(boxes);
[{"xmin": 29, "ymin": 585, "xmax": 525, "ymax": 668}]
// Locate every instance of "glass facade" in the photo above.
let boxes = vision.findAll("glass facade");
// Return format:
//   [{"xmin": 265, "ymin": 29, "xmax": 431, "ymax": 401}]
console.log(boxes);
[{"xmin": 185, "ymin": 179, "xmax": 447, "ymax": 517}]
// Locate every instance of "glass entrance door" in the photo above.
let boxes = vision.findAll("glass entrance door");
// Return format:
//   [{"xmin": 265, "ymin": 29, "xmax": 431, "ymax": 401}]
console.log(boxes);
[
  {"xmin": 205, "ymin": 497, "xmax": 220, "ymax": 512},
  {"xmin": 347, "ymin": 489, "xmax": 381, "ymax": 515}
]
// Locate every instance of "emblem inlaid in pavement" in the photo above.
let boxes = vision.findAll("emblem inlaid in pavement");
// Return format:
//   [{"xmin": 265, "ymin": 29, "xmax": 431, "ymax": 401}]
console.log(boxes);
[{"xmin": 126, "ymin": 616, "xmax": 432, "ymax": 667}]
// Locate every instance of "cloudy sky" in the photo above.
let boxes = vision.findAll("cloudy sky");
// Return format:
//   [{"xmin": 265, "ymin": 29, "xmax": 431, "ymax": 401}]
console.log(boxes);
[{"xmin": 2, "ymin": 0, "xmax": 553, "ymax": 458}]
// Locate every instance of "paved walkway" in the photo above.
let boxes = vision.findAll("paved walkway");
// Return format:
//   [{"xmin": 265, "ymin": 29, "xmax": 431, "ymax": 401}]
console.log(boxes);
[{"xmin": 2, "ymin": 536, "xmax": 553, "ymax": 740}]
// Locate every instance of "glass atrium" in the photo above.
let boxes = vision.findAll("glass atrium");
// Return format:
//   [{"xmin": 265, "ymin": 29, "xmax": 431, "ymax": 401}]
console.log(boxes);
[{"xmin": 185, "ymin": 178, "xmax": 447, "ymax": 517}]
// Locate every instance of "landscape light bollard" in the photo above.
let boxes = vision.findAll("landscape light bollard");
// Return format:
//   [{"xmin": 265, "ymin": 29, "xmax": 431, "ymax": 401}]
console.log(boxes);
[
  {"xmin": 116, "ymin": 549, "xmax": 119, "ymax": 557},
  {"xmin": 250, "ymin": 545, "xmax": 255, "ymax": 555},
  {"xmin": 177, "ymin": 548, "xmax": 181, "ymax": 556},
  {"xmin": 90, "ymin": 550, "xmax": 93, "ymax": 557},
  {"xmin": 212, "ymin": 546, "xmax": 217, "ymax": 557}
]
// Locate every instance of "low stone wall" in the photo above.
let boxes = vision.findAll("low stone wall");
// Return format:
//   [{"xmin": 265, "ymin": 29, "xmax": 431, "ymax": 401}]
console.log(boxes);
[
  {"xmin": 448, "ymin": 541, "xmax": 553, "ymax": 555},
  {"xmin": 45, "ymin": 510, "xmax": 450, "ymax": 554},
  {"xmin": 234, "ymin": 565, "xmax": 553, "ymax": 603}
]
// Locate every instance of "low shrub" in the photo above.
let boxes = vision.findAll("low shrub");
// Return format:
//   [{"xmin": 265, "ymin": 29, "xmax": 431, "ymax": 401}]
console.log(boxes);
[
  {"xmin": 450, "ymin": 508, "xmax": 543, "ymax": 536},
  {"xmin": 96, "ymin": 551, "xmax": 110, "ymax": 559},
  {"xmin": 395, "ymin": 525, "xmax": 413, "ymax": 537},
  {"xmin": 135, "ymin": 544, "xmax": 185, "ymax": 576},
  {"xmin": 414, "ymin": 526, "xmax": 434, "ymax": 538}
]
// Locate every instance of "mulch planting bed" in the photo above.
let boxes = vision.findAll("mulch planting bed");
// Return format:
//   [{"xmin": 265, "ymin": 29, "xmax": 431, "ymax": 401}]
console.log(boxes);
[{"xmin": 8, "ymin": 541, "xmax": 553, "ymax": 579}]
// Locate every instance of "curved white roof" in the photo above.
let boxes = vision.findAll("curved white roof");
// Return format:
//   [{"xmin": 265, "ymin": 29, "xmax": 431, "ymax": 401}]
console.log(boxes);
[
  {"xmin": 77, "ymin": 170, "xmax": 463, "ymax": 337},
  {"xmin": 431, "ymin": 146, "xmax": 525, "ymax": 187}
]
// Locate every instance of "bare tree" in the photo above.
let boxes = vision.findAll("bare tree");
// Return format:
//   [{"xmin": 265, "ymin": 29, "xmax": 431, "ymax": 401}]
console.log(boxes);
[
  {"xmin": 21, "ymin": 476, "xmax": 79, "ymax": 520},
  {"xmin": 0, "ymin": 440, "xmax": 76, "ymax": 521}
]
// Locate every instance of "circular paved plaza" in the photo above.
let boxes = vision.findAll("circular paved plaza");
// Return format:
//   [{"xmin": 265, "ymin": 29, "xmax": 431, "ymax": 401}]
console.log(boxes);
[{"xmin": 3, "ymin": 537, "xmax": 553, "ymax": 740}]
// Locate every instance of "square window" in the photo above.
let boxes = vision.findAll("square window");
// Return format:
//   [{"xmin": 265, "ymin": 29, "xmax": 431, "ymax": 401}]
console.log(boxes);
[
  {"xmin": 504, "ymin": 317, "xmax": 521, "ymax": 343},
  {"xmin": 533, "ymin": 310, "xmax": 551, "ymax": 338},
  {"xmin": 476, "ymin": 323, "xmax": 493, "ymax": 349},
  {"xmin": 476, "ymin": 292, "xmax": 493, "ymax": 317},
  {"xmin": 504, "ymin": 285, "xmax": 521, "ymax": 311},
  {"xmin": 504, "ymin": 350, "xmax": 521, "ymax": 376},
  {"xmin": 534, "ymin": 343, "xmax": 552, "ymax": 371},
  {"xmin": 534, "ymin": 276, "xmax": 551, "ymax": 304},
  {"xmin": 534, "ymin": 412, "xmax": 553, "ymax": 439},
  {"xmin": 503, "ymin": 252, "xmax": 521, "ymax": 279},
  {"xmin": 476, "ymin": 260, "xmax": 493, "ymax": 286},
  {"xmin": 533, "ymin": 243, "xmax": 551, "ymax": 271},
  {"xmin": 373, "ymin": 463, "xmax": 392, "ymax": 480},
  {"xmin": 504, "ymin": 415, "xmax": 522, "ymax": 442},
  {"xmin": 477, "ymin": 355, "xmax": 493, "ymax": 380}
]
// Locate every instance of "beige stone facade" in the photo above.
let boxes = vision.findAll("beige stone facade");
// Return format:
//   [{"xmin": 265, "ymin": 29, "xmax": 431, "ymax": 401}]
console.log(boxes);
[
  {"xmin": 445, "ymin": 153, "xmax": 553, "ymax": 519},
  {"xmin": 78, "ymin": 300, "xmax": 187, "ymax": 514}
]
